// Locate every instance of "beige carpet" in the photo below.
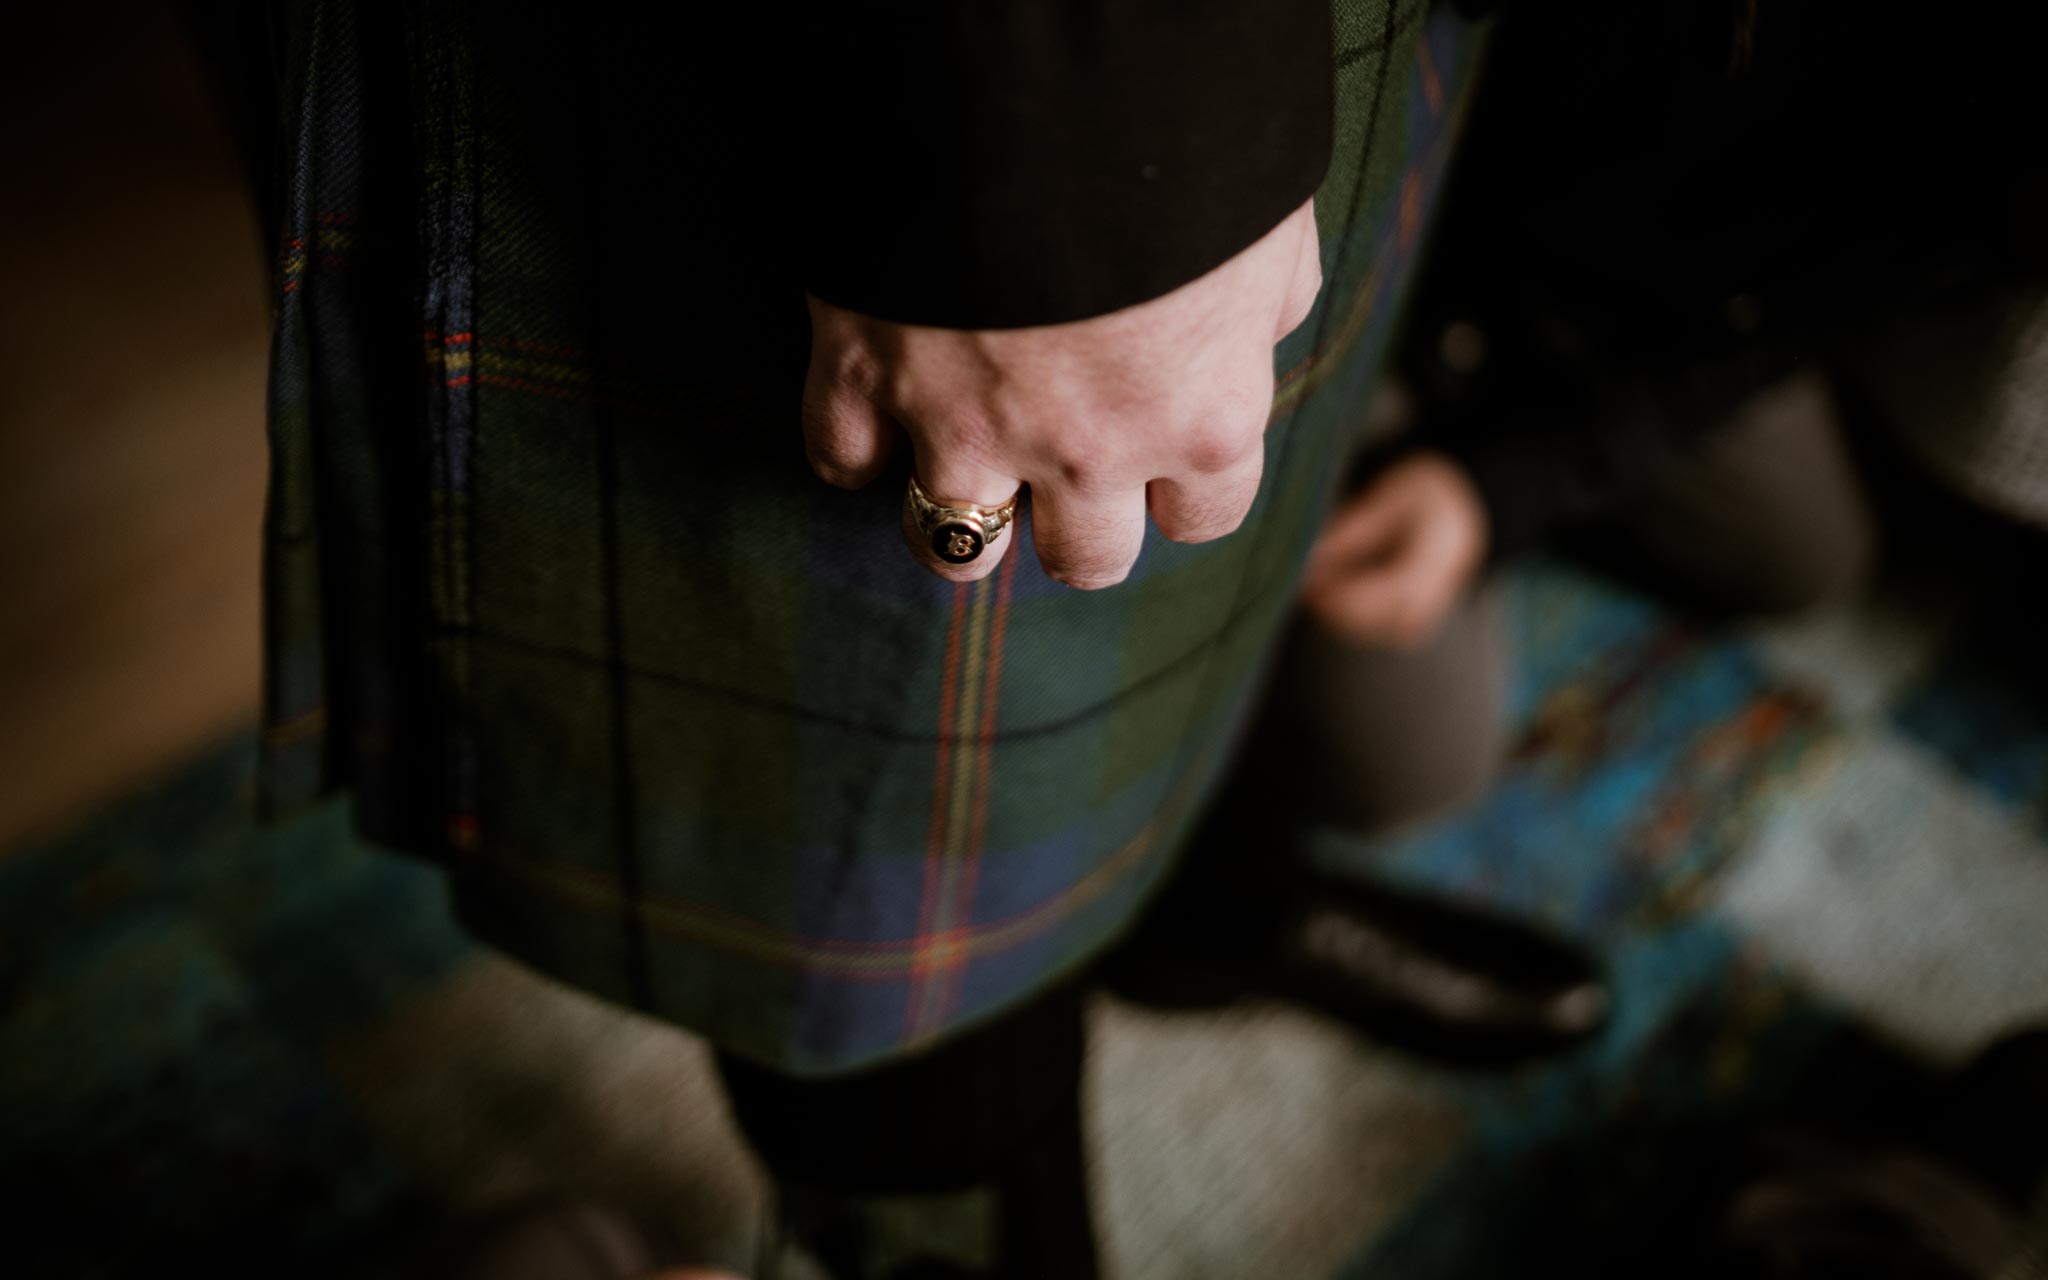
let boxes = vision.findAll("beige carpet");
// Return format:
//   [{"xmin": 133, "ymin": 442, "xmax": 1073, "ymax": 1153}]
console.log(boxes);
[{"xmin": 330, "ymin": 950, "xmax": 1468, "ymax": 1277}]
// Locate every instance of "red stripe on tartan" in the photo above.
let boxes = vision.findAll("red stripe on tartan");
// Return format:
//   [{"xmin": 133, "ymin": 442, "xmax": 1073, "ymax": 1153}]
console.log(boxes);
[
  {"xmin": 1275, "ymin": 349, "xmax": 1320, "ymax": 397},
  {"xmin": 1418, "ymin": 37, "xmax": 1444, "ymax": 116},
  {"xmin": 903, "ymin": 578, "xmax": 972, "ymax": 1037},
  {"xmin": 1399, "ymin": 170, "xmax": 1424, "ymax": 253},
  {"xmin": 934, "ymin": 547, "xmax": 1016, "ymax": 1024},
  {"xmin": 421, "ymin": 331, "xmax": 584, "ymax": 357}
]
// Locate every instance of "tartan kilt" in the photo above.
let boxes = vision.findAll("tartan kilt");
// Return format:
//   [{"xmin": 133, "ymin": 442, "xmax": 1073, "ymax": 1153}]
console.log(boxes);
[{"xmin": 259, "ymin": 0, "xmax": 1485, "ymax": 1074}]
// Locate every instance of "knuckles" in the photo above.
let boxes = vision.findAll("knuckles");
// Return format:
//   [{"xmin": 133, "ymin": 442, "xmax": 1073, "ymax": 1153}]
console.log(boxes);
[
  {"xmin": 1179, "ymin": 415, "xmax": 1259, "ymax": 475},
  {"xmin": 803, "ymin": 422, "xmax": 887, "ymax": 488},
  {"xmin": 809, "ymin": 306, "xmax": 1295, "ymax": 593},
  {"xmin": 1040, "ymin": 442, "xmax": 1114, "ymax": 492}
]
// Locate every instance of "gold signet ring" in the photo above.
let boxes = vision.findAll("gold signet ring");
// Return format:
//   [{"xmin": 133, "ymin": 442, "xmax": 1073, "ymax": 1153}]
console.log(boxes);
[{"xmin": 904, "ymin": 474, "xmax": 1020, "ymax": 565}]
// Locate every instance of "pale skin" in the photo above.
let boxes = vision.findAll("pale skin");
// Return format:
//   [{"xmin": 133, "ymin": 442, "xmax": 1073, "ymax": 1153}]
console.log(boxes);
[
  {"xmin": 802, "ymin": 199, "xmax": 1323, "ymax": 588},
  {"xmin": 1298, "ymin": 449, "xmax": 1489, "ymax": 650},
  {"xmin": 801, "ymin": 196, "xmax": 1486, "ymax": 646}
]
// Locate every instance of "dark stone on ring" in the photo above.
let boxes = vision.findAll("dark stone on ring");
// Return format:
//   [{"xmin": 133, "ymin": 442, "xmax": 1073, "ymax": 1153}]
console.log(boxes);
[{"xmin": 931, "ymin": 520, "xmax": 986, "ymax": 564}]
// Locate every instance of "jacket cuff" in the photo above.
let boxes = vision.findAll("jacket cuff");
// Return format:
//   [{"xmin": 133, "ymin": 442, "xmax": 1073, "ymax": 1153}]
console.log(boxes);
[{"xmin": 797, "ymin": 0, "xmax": 1333, "ymax": 330}]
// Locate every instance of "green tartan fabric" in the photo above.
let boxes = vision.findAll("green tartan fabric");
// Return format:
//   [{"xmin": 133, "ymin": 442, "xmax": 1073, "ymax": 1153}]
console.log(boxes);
[{"xmin": 259, "ymin": 0, "xmax": 1485, "ymax": 1074}]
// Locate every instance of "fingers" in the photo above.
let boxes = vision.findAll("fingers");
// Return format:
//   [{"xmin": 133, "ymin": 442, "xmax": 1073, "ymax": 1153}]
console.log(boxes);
[
  {"xmin": 1382, "ymin": 492, "xmax": 1486, "ymax": 645},
  {"xmin": 1148, "ymin": 360, "xmax": 1273, "ymax": 545},
  {"xmin": 1300, "ymin": 525, "xmax": 1446, "ymax": 650},
  {"xmin": 1147, "ymin": 447, "xmax": 1265, "ymax": 544},
  {"xmin": 1300, "ymin": 478, "xmax": 1427, "ymax": 643},
  {"xmin": 802, "ymin": 360, "xmax": 897, "ymax": 489},
  {"xmin": 1298, "ymin": 479, "xmax": 1472, "ymax": 651},
  {"xmin": 1301, "ymin": 565, "xmax": 1418, "ymax": 645},
  {"xmin": 1301, "ymin": 482, "xmax": 1413, "ymax": 588},
  {"xmin": 1029, "ymin": 481, "xmax": 1150, "ymax": 590},
  {"xmin": 901, "ymin": 446, "xmax": 1023, "ymax": 584},
  {"xmin": 1147, "ymin": 349, "xmax": 1275, "ymax": 544},
  {"xmin": 845, "ymin": 390, "xmax": 1270, "ymax": 586},
  {"xmin": 917, "ymin": 445, "xmax": 1020, "ymax": 512}
]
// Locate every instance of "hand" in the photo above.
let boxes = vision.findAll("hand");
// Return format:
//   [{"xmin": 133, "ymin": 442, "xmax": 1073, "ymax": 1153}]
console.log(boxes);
[
  {"xmin": 801, "ymin": 200, "xmax": 1323, "ymax": 588},
  {"xmin": 1298, "ymin": 450, "xmax": 1488, "ymax": 650}
]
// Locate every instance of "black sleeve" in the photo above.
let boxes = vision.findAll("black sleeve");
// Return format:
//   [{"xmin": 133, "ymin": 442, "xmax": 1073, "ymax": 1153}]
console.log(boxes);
[{"xmin": 795, "ymin": 0, "xmax": 1333, "ymax": 330}]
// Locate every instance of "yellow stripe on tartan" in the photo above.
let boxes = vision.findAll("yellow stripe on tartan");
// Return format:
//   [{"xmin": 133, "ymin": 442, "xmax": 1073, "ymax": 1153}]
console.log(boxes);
[
  {"xmin": 473, "ymin": 350, "xmax": 591, "ymax": 387},
  {"xmin": 1271, "ymin": 257, "xmax": 1384, "ymax": 420},
  {"xmin": 908, "ymin": 573, "xmax": 998, "ymax": 1036}
]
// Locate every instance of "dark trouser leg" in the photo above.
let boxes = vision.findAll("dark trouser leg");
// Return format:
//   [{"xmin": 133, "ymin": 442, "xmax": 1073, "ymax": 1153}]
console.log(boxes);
[
  {"xmin": 1264, "ymin": 584, "xmax": 1510, "ymax": 836},
  {"xmin": 1265, "ymin": 371, "xmax": 1873, "ymax": 839},
  {"xmin": 715, "ymin": 980, "xmax": 1098, "ymax": 1280},
  {"xmin": 1114, "ymin": 583, "xmax": 1511, "ymax": 935},
  {"xmin": 1265, "ymin": 372, "xmax": 1872, "ymax": 836},
  {"xmin": 1263, "ymin": 370, "xmax": 1874, "ymax": 840}
]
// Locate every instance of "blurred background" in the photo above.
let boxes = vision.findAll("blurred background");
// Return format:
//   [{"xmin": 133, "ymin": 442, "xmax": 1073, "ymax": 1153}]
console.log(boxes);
[
  {"xmin": 0, "ymin": 2, "xmax": 267, "ymax": 850},
  {"xmin": 3, "ymin": 2, "xmax": 2045, "ymax": 1278}
]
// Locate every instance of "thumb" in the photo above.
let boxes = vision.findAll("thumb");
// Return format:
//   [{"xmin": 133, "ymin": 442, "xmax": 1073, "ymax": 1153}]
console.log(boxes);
[
  {"xmin": 1275, "ymin": 199, "xmax": 1322, "ymax": 342},
  {"xmin": 1302, "ymin": 482, "xmax": 1414, "ymax": 586}
]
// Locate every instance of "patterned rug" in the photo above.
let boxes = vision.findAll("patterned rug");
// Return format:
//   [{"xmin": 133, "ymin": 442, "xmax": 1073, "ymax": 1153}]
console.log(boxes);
[
  {"xmin": 4, "ymin": 560, "xmax": 2045, "ymax": 1278},
  {"xmin": 1332, "ymin": 564, "xmax": 2048, "ymax": 1276}
]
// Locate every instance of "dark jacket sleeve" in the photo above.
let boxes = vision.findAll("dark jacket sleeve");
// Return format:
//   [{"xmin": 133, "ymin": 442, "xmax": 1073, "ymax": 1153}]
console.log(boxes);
[{"xmin": 796, "ymin": 0, "xmax": 1333, "ymax": 330}]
